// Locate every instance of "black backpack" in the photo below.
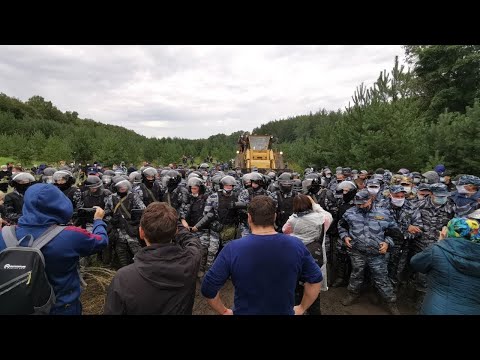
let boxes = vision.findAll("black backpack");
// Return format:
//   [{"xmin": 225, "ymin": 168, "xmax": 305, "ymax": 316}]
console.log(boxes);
[{"xmin": 0, "ymin": 225, "xmax": 65, "ymax": 315}]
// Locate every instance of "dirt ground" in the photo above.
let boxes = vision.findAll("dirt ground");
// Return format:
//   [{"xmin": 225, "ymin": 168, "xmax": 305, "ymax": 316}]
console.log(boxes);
[
  {"xmin": 192, "ymin": 279, "xmax": 416, "ymax": 315},
  {"xmin": 82, "ymin": 274, "xmax": 417, "ymax": 315}
]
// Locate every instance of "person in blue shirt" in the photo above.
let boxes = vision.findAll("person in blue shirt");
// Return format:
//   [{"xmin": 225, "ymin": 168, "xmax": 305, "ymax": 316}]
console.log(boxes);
[
  {"xmin": 0, "ymin": 183, "xmax": 108, "ymax": 315},
  {"xmin": 201, "ymin": 195, "xmax": 323, "ymax": 315}
]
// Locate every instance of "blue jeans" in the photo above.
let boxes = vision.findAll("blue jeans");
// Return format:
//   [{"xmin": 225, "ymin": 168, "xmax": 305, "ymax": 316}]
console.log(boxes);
[{"xmin": 50, "ymin": 300, "xmax": 82, "ymax": 315}]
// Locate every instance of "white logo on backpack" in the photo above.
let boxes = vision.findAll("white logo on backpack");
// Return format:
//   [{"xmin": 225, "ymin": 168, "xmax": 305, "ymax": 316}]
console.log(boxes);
[
  {"xmin": 3, "ymin": 264, "xmax": 26, "ymax": 270},
  {"xmin": 4, "ymin": 264, "xmax": 27, "ymax": 269}
]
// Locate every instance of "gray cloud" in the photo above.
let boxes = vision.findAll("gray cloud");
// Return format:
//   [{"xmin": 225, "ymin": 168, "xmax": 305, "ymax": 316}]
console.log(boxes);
[{"xmin": 0, "ymin": 45, "xmax": 405, "ymax": 139}]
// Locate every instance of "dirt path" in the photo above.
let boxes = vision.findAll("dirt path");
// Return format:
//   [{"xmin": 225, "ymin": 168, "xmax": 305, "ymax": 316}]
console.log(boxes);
[
  {"xmin": 192, "ymin": 279, "xmax": 416, "ymax": 315},
  {"xmin": 82, "ymin": 274, "xmax": 416, "ymax": 315}
]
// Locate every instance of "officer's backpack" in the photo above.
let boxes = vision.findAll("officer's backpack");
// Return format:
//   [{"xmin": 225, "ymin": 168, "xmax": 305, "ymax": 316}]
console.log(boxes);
[{"xmin": 0, "ymin": 225, "xmax": 65, "ymax": 315}]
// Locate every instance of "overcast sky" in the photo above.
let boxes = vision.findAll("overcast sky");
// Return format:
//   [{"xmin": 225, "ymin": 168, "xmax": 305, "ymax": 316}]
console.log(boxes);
[{"xmin": 0, "ymin": 45, "xmax": 407, "ymax": 139}]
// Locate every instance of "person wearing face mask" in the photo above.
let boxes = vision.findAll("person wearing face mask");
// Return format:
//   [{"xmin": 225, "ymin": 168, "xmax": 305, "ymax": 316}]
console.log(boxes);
[
  {"xmin": 366, "ymin": 178, "xmax": 385, "ymax": 204},
  {"xmin": 449, "ymin": 175, "xmax": 480, "ymax": 217},
  {"xmin": 379, "ymin": 185, "xmax": 423, "ymax": 290},
  {"xmin": 104, "ymin": 179, "xmax": 146, "ymax": 269},
  {"xmin": 52, "ymin": 170, "xmax": 82, "ymax": 219},
  {"xmin": 323, "ymin": 168, "xmax": 333, "ymax": 185},
  {"xmin": 4, "ymin": 172, "xmax": 36, "ymax": 225},
  {"xmin": 162, "ymin": 169, "xmax": 189, "ymax": 213},
  {"xmin": 138, "ymin": 167, "xmax": 164, "ymax": 207},
  {"xmin": 237, "ymin": 172, "xmax": 277, "ymax": 237},
  {"xmin": 410, "ymin": 172, "xmax": 422, "ymax": 187},
  {"xmin": 398, "ymin": 177, "xmax": 416, "ymax": 201},
  {"xmin": 179, "ymin": 177, "xmax": 210, "ymax": 277},
  {"xmin": 41, "ymin": 167, "xmax": 57, "ymax": 184},
  {"xmin": 413, "ymin": 183, "xmax": 455, "ymax": 308},
  {"xmin": 354, "ymin": 170, "xmax": 367, "ymax": 190},
  {"xmin": 273, "ymin": 172, "xmax": 297, "ymax": 232},
  {"xmin": 0, "ymin": 165, "xmax": 10, "ymax": 193},
  {"xmin": 201, "ymin": 175, "xmax": 242, "ymax": 272},
  {"xmin": 337, "ymin": 189, "xmax": 402, "ymax": 314},
  {"xmin": 330, "ymin": 181, "xmax": 357, "ymax": 287},
  {"xmin": 328, "ymin": 170, "xmax": 345, "ymax": 192},
  {"xmin": 411, "ymin": 183, "xmax": 433, "ymax": 206}
]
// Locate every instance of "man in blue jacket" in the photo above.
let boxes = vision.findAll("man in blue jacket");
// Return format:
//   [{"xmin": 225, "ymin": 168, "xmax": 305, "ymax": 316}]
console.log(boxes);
[
  {"xmin": 201, "ymin": 195, "xmax": 322, "ymax": 315},
  {"xmin": 0, "ymin": 183, "xmax": 108, "ymax": 315}
]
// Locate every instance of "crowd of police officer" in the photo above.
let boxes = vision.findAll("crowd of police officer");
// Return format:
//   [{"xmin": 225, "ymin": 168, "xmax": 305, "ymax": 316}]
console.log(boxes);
[{"xmin": 1, "ymin": 161, "xmax": 479, "ymax": 313}]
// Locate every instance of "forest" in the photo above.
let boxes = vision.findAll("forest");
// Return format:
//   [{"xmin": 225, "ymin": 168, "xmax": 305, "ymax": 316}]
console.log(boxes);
[{"xmin": 1, "ymin": 45, "xmax": 479, "ymax": 174}]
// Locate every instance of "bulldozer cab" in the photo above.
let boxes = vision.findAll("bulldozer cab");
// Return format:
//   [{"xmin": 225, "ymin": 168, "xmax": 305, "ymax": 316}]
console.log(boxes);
[
  {"xmin": 235, "ymin": 135, "xmax": 284, "ymax": 173},
  {"xmin": 248, "ymin": 136, "xmax": 271, "ymax": 151}
]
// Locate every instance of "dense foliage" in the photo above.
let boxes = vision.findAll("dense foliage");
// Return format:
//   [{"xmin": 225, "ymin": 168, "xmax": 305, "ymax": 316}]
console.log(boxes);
[{"xmin": 1, "ymin": 45, "xmax": 478, "ymax": 174}]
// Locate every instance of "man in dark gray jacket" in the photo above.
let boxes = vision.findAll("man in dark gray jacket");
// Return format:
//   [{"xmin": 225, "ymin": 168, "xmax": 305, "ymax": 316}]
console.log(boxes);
[{"xmin": 104, "ymin": 202, "xmax": 202, "ymax": 315}]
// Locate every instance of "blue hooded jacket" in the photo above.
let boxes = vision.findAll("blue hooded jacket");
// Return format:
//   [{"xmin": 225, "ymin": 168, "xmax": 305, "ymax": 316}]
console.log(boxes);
[
  {"xmin": 0, "ymin": 184, "xmax": 109, "ymax": 314},
  {"xmin": 410, "ymin": 237, "xmax": 480, "ymax": 315}
]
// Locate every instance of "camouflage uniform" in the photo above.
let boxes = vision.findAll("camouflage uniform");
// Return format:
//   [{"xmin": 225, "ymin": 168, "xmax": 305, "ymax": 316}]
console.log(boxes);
[
  {"xmin": 415, "ymin": 197, "xmax": 455, "ymax": 253},
  {"xmin": 272, "ymin": 189, "xmax": 296, "ymax": 232},
  {"xmin": 104, "ymin": 191, "xmax": 146, "ymax": 269},
  {"xmin": 379, "ymin": 198, "xmax": 423, "ymax": 287},
  {"xmin": 203, "ymin": 190, "xmax": 240, "ymax": 271},
  {"xmin": 338, "ymin": 204, "xmax": 400, "ymax": 302},
  {"xmin": 450, "ymin": 190, "xmax": 480, "ymax": 217},
  {"xmin": 313, "ymin": 187, "xmax": 338, "ymax": 278},
  {"xmin": 63, "ymin": 187, "xmax": 82, "ymax": 222},
  {"xmin": 4, "ymin": 189, "xmax": 24, "ymax": 225},
  {"xmin": 179, "ymin": 193, "xmax": 210, "ymax": 273},
  {"xmin": 237, "ymin": 187, "xmax": 277, "ymax": 236},
  {"xmin": 137, "ymin": 181, "xmax": 164, "ymax": 207},
  {"xmin": 413, "ymin": 196, "xmax": 455, "ymax": 293},
  {"xmin": 163, "ymin": 186, "xmax": 189, "ymax": 213}
]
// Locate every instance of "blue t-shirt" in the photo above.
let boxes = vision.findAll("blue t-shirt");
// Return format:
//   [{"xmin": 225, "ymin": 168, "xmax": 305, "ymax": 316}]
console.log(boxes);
[{"xmin": 201, "ymin": 233, "xmax": 323, "ymax": 315}]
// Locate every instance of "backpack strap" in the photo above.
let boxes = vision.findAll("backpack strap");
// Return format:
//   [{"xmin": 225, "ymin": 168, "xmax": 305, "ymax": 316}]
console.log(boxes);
[
  {"xmin": 32, "ymin": 225, "xmax": 66, "ymax": 250},
  {"xmin": 1, "ymin": 226, "xmax": 19, "ymax": 248}
]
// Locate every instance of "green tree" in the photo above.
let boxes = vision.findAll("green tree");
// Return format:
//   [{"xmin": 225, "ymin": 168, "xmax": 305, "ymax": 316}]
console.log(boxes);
[{"xmin": 404, "ymin": 45, "xmax": 480, "ymax": 120}]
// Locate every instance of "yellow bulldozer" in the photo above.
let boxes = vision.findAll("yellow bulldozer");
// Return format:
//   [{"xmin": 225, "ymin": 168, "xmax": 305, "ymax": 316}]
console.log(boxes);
[{"xmin": 234, "ymin": 135, "xmax": 286, "ymax": 172}]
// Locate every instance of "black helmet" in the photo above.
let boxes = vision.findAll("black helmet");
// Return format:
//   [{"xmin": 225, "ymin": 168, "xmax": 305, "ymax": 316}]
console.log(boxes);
[
  {"xmin": 85, "ymin": 175, "xmax": 103, "ymax": 189},
  {"xmin": 163, "ymin": 170, "xmax": 181, "ymax": 188},
  {"xmin": 278, "ymin": 172, "xmax": 293, "ymax": 193},
  {"xmin": 293, "ymin": 179, "xmax": 302, "ymax": 192}
]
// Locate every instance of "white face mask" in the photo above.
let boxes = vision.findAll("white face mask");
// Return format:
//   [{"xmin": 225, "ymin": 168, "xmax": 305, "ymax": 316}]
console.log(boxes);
[
  {"xmin": 440, "ymin": 177, "xmax": 445, "ymax": 183},
  {"xmin": 403, "ymin": 186, "xmax": 412, "ymax": 193},
  {"xmin": 191, "ymin": 193, "xmax": 199, "ymax": 197},
  {"xmin": 456, "ymin": 185, "xmax": 470, "ymax": 194},
  {"xmin": 413, "ymin": 178, "xmax": 421, "ymax": 184},
  {"xmin": 391, "ymin": 197, "xmax": 405, "ymax": 207},
  {"xmin": 367, "ymin": 187, "xmax": 380, "ymax": 195}
]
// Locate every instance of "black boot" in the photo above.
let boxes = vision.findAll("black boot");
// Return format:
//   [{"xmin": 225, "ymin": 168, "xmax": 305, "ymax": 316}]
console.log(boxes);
[
  {"xmin": 386, "ymin": 302, "xmax": 401, "ymax": 315},
  {"xmin": 342, "ymin": 292, "xmax": 360, "ymax": 306}
]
